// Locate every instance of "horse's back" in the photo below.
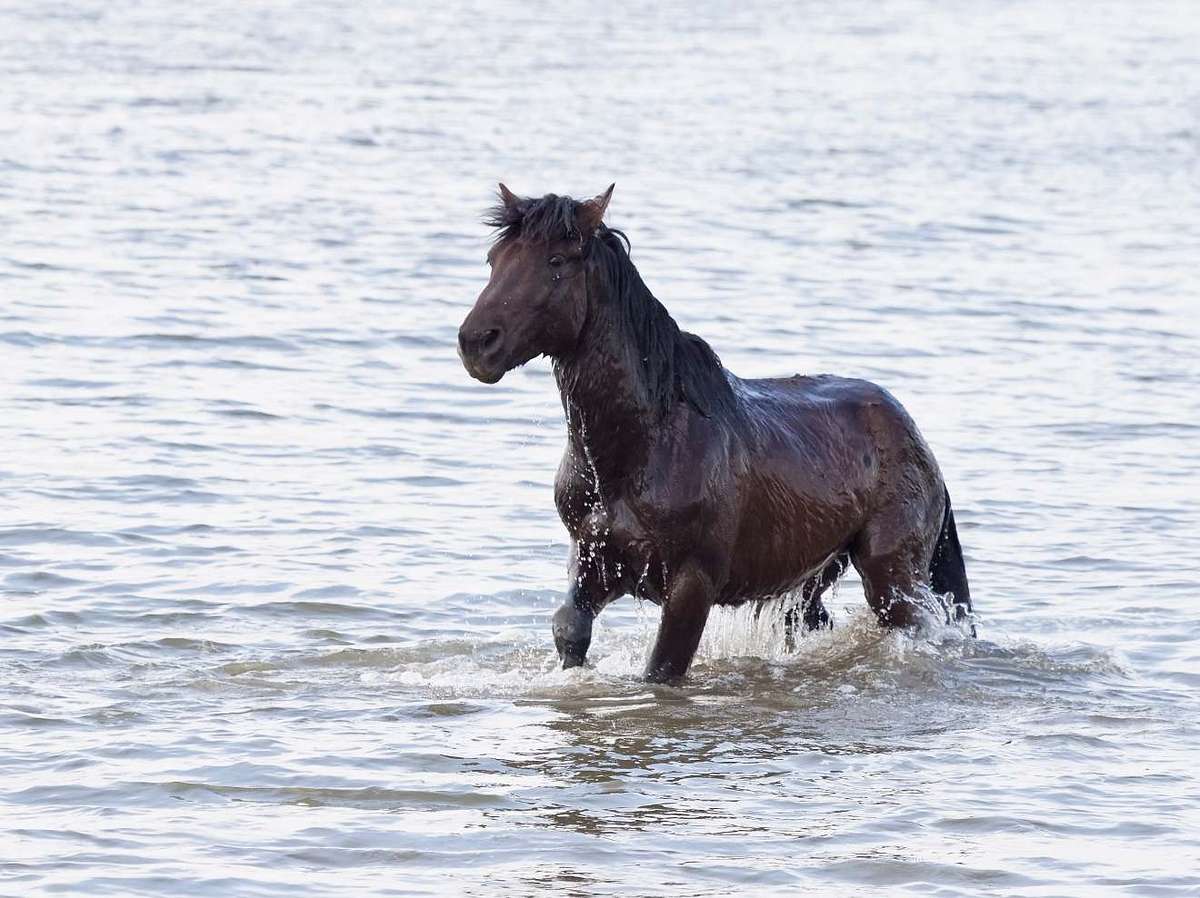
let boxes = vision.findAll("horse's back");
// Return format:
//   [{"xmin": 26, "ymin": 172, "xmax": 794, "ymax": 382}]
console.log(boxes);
[
  {"xmin": 734, "ymin": 373, "xmax": 927, "ymax": 455},
  {"xmin": 739, "ymin": 372, "xmax": 901, "ymax": 411}
]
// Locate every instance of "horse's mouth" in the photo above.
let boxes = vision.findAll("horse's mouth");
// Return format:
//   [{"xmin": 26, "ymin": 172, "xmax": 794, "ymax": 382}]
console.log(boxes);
[
  {"xmin": 458, "ymin": 347, "xmax": 507, "ymax": 384},
  {"xmin": 469, "ymin": 365, "xmax": 505, "ymax": 384}
]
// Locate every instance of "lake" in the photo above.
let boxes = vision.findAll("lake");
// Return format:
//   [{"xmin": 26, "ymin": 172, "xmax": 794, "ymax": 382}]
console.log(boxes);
[{"xmin": 2, "ymin": 1, "xmax": 1199, "ymax": 895}]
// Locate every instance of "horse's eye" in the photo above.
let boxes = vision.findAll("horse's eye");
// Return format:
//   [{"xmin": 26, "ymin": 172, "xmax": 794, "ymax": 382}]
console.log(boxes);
[{"xmin": 548, "ymin": 254, "xmax": 565, "ymax": 268}]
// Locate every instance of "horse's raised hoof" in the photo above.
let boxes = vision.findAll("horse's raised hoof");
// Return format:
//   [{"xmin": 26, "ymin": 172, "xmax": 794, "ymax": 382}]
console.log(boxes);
[
  {"xmin": 558, "ymin": 648, "xmax": 587, "ymax": 669},
  {"xmin": 552, "ymin": 602, "xmax": 593, "ymax": 669}
]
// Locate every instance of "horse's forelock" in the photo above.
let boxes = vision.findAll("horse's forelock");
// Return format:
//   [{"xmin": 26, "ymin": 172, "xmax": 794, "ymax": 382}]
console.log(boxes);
[{"xmin": 484, "ymin": 192, "xmax": 587, "ymax": 245}]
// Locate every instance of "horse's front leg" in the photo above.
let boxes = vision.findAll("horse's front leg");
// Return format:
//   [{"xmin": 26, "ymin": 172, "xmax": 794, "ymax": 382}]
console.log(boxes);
[
  {"xmin": 552, "ymin": 580, "xmax": 598, "ymax": 669},
  {"xmin": 644, "ymin": 564, "xmax": 716, "ymax": 684},
  {"xmin": 552, "ymin": 553, "xmax": 617, "ymax": 669}
]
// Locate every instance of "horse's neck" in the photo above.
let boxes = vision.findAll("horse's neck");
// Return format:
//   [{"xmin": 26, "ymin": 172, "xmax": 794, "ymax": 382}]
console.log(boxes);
[{"xmin": 554, "ymin": 310, "xmax": 657, "ymax": 491}]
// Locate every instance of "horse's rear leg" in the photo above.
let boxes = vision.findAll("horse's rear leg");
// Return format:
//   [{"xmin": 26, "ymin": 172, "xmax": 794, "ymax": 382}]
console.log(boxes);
[
  {"xmin": 783, "ymin": 553, "xmax": 847, "ymax": 651},
  {"xmin": 853, "ymin": 554, "xmax": 932, "ymax": 628},
  {"xmin": 851, "ymin": 512, "xmax": 944, "ymax": 629}
]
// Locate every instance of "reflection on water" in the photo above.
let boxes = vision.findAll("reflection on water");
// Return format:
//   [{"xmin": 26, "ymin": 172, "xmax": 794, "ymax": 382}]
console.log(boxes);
[{"xmin": 3, "ymin": 0, "xmax": 1200, "ymax": 895}]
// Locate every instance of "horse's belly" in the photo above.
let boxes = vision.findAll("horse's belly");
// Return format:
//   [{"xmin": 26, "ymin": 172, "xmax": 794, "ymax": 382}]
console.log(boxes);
[
  {"xmin": 719, "ymin": 542, "xmax": 840, "ymax": 604},
  {"xmin": 720, "ymin": 476, "xmax": 863, "ymax": 604}
]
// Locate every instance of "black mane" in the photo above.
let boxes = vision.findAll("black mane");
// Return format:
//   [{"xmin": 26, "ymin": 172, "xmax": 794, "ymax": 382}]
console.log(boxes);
[
  {"xmin": 588, "ymin": 229, "xmax": 736, "ymax": 419},
  {"xmin": 487, "ymin": 190, "xmax": 735, "ymax": 420}
]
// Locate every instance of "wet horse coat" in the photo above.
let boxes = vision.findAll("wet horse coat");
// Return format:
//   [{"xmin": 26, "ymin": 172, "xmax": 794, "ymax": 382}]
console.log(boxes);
[{"xmin": 458, "ymin": 185, "xmax": 971, "ymax": 682}]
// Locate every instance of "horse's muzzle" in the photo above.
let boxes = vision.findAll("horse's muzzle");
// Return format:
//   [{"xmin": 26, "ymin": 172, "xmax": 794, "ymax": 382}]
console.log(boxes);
[{"xmin": 457, "ymin": 326, "xmax": 506, "ymax": 383}]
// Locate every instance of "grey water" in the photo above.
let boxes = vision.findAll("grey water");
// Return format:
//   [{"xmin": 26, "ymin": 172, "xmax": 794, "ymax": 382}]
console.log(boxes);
[{"xmin": 2, "ymin": 1, "xmax": 1199, "ymax": 895}]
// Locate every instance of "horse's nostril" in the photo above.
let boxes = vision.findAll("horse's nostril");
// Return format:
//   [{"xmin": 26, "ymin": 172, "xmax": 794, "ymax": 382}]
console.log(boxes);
[{"xmin": 458, "ymin": 326, "xmax": 503, "ymax": 358}]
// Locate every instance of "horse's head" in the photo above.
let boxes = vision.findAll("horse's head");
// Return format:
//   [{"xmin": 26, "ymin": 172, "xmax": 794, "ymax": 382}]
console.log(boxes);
[{"xmin": 458, "ymin": 184, "xmax": 614, "ymax": 383}]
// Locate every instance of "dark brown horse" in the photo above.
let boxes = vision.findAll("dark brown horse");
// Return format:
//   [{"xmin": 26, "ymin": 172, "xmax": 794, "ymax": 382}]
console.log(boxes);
[{"xmin": 458, "ymin": 184, "xmax": 972, "ymax": 683}]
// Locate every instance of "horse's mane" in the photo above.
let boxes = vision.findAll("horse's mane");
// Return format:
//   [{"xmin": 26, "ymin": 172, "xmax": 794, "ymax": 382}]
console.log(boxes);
[
  {"xmin": 485, "ymin": 191, "xmax": 736, "ymax": 419},
  {"xmin": 588, "ymin": 229, "xmax": 736, "ymax": 419}
]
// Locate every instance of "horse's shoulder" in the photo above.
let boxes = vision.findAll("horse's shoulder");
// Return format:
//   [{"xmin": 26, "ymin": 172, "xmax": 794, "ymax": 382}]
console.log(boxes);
[
  {"xmin": 610, "ymin": 408, "xmax": 728, "ymax": 512},
  {"xmin": 553, "ymin": 451, "xmax": 599, "ymax": 527}
]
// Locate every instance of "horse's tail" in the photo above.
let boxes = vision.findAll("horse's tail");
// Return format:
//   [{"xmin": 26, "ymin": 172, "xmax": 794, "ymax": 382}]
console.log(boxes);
[{"xmin": 930, "ymin": 488, "xmax": 973, "ymax": 629}]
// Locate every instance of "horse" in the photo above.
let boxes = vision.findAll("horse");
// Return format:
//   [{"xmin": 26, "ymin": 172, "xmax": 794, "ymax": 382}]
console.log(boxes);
[{"xmin": 457, "ymin": 184, "xmax": 973, "ymax": 683}]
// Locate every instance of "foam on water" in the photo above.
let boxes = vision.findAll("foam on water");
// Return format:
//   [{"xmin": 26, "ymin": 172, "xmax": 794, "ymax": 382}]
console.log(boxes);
[{"xmin": 173, "ymin": 594, "xmax": 1129, "ymax": 719}]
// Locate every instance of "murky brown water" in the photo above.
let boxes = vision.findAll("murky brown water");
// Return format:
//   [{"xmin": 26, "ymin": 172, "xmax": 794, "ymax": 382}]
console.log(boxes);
[{"xmin": 3, "ymin": 1, "xmax": 1199, "ymax": 895}]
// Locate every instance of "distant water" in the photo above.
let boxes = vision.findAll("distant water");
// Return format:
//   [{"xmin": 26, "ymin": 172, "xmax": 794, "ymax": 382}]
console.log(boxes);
[{"xmin": 3, "ymin": 1, "xmax": 1199, "ymax": 895}]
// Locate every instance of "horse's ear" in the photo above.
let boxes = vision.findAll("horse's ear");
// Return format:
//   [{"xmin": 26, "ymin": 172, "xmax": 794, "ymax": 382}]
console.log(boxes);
[
  {"xmin": 498, "ymin": 183, "xmax": 520, "ymax": 208},
  {"xmin": 578, "ymin": 183, "xmax": 615, "ymax": 234}
]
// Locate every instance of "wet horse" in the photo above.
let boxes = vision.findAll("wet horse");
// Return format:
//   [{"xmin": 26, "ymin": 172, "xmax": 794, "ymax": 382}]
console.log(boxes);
[{"xmin": 458, "ymin": 184, "xmax": 972, "ymax": 683}]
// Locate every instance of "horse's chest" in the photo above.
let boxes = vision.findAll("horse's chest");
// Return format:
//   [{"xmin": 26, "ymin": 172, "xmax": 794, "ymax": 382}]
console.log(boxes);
[{"xmin": 557, "ymin": 485, "xmax": 663, "ymax": 600}]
